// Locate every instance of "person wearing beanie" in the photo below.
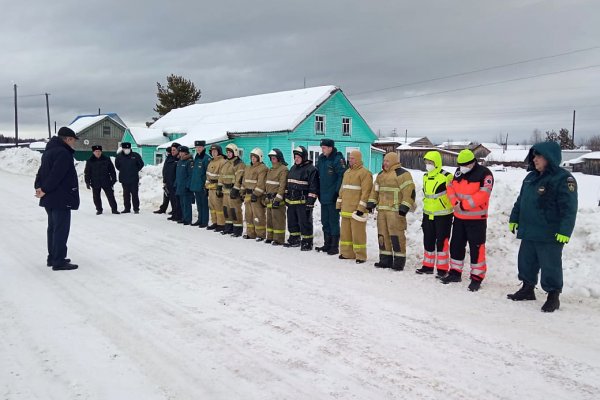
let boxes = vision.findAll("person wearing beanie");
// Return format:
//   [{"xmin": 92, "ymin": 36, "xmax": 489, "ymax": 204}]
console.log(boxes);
[
  {"xmin": 336, "ymin": 150, "xmax": 373, "ymax": 263},
  {"xmin": 84, "ymin": 145, "xmax": 120, "ymax": 215},
  {"xmin": 115, "ymin": 142, "xmax": 144, "ymax": 214},
  {"xmin": 367, "ymin": 152, "xmax": 415, "ymax": 270},
  {"xmin": 242, "ymin": 148, "xmax": 269, "ymax": 240},
  {"xmin": 34, "ymin": 126, "xmax": 80, "ymax": 270},
  {"xmin": 189, "ymin": 140, "xmax": 211, "ymax": 228},
  {"xmin": 218, "ymin": 143, "xmax": 246, "ymax": 236},
  {"xmin": 205, "ymin": 144, "xmax": 227, "ymax": 231},
  {"xmin": 441, "ymin": 149, "xmax": 494, "ymax": 292},
  {"xmin": 284, "ymin": 146, "xmax": 319, "ymax": 250},
  {"xmin": 415, "ymin": 151, "xmax": 453, "ymax": 276},
  {"xmin": 264, "ymin": 148, "xmax": 289, "ymax": 245},
  {"xmin": 315, "ymin": 138, "xmax": 346, "ymax": 255},
  {"xmin": 507, "ymin": 141, "xmax": 578, "ymax": 312},
  {"xmin": 174, "ymin": 146, "xmax": 194, "ymax": 225}
]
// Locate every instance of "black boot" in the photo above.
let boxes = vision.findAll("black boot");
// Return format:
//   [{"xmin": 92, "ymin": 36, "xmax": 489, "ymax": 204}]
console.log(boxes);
[
  {"xmin": 221, "ymin": 223, "xmax": 233, "ymax": 235},
  {"xmin": 265, "ymin": 239, "xmax": 273, "ymax": 244},
  {"xmin": 284, "ymin": 237, "xmax": 301, "ymax": 248},
  {"xmin": 300, "ymin": 238, "xmax": 313, "ymax": 251},
  {"xmin": 468, "ymin": 278, "xmax": 482, "ymax": 292},
  {"xmin": 315, "ymin": 235, "xmax": 330, "ymax": 252},
  {"xmin": 541, "ymin": 290, "xmax": 560, "ymax": 312},
  {"xmin": 232, "ymin": 226, "xmax": 243, "ymax": 237},
  {"xmin": 52, "ymin": 262, "xmax": 79, "ymax": 271},
  {"xmin": 207, "ymin": 223, "xmax": 217, "ymax": 230},
  {"xmin": 327, "ymin": 235, "xmax": 340, "ymax": 255},
  {"xmin": 507, "ymin": 283, "xmax": 536, "ymax": 301},
  {"xmin": 440, "ymin": 269, "xmax": 462, "ymax": 284},
  {"xmin": 415, "ymin": 266, "xmax": 434, "ymax": 275},
  {"xmin": 374, "ymin": 254, "xmax": 393, "ymax": 269},
  {"xmin": 191, "ymin": 220, "xmax": 201, "ymax": 226},
  {"xmin": 392, "ymin": 256, "xmax": 406, "ymax": 271}
]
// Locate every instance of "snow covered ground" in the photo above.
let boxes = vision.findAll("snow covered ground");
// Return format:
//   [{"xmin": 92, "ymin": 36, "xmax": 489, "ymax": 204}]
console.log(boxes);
[{"xmin": 1, "ymin": 148, "xmax": 599, "ymax": 399}]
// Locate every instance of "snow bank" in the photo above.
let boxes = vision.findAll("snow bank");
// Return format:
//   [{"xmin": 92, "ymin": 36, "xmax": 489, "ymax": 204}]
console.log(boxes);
[{"xmin": 4, "ymin": 148, "xmax": 600, "ymax": 298}]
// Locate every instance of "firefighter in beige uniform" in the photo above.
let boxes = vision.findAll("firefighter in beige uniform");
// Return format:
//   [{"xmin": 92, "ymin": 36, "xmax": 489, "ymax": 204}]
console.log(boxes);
[
  {"xmin": 367, "ymin": 152, "xmax": 416, "ymax": 271},
  {"xmin": 336, "ymin": 150, "xmax": 373, "ymax": 263},
  {"xmin": 206, "ymin": 144, "xmax": 227, "ymax": 232},
  {"xmin": 218, "ymin": 143, "xmax": 246, "ymax": 237},
  {"xmin": 264, "ymin": 149, "xmax": 289, "ymax": 246},
  {"xmin": 242, "ymin": 148, "xmax": 269, "ymax": 240}
]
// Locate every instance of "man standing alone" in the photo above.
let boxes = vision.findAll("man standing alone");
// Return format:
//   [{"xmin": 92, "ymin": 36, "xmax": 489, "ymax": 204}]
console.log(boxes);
[
  {"xmin": 84, "ymin": 145, "xmax": 120, "ymax": 215},
  {"xmin": 115, "ymin": 142, "xmax": 144, "ymax": 214},
  {"xmin": 508, "ymin": 141, "xmax": 578, "ymax": 312},
  {"xmin": 34, "ymin": 127, "xmax": 80, "ymax": 271}
]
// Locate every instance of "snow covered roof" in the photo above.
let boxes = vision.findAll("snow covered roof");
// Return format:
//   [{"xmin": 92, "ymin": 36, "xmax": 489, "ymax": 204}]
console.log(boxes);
[
  {"xmin": 375, "ymin": 136, "xmax": 427, "ymax": 145},
  {"xmin": 28, "ymin": 141, "xmax": 47, "ymax": 150},
  {"xmin": 370, "ymin": 145, "xmax": 386, "ymax": 154},
  {"xmin": 438, "ymin": 141, "xmax": 473, "ymax": 148},
  {"xmin": 152, "ymin": 85, "xmax": 338, "ymax": 148},
  {"xmin": 568, "ymin": 151, "xmax": 600, "ymax": 164},
  {"xmin": 67, "ymin": 115, "xmax": 126, "ymax": 134},
  {"xmin": 127, "ymin": 128, "xmax": 169, "ymax": 146},
  {"xmin": 484, "ymin": 149, "xmax": 530, "ymax": 163}
]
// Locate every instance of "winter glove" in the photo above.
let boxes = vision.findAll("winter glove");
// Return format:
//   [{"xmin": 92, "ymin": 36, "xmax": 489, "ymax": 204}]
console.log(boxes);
[
  {"xmin": 250, "ymin": 194, "xmax": 258, "ymax": 203},
  {"xmin": 509, "ymin": 222, "xmax": 518, "ymax": 234},
  {"xmin": 555, "ymin": 233, "xmax": 570, "ymax": 244},
  {"xmin": 86, "ymin": 183, "xmax": 91, "ymax": 190},
  {"xmin": 355, "ymin": 210, "xmax": 364, "ymax": 217},
  {"xmin": 272, "ymin": 199, "xmax": 281, "ymax": 209},
  {"xmin": 398, "ymin": 204, "xmax": 409, "ymax": 217},
  {"xmin": 230, "ymin": 188, "xmax": 240, "ymax": 199},
  {"xmin": 216, "ymin": 186, "xmax": 223, "ymax": 198},
  {"xmin": 366, "ymin": 201, "xmax": 375, "ymax": 212},
  {"xmin": 306, "ymin": 196, "xmax": 316, "ymax": 208}
]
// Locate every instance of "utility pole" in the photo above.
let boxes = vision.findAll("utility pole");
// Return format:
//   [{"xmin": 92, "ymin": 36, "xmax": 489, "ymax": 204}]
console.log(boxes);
[
  {"xmin": 45, "ymin": 93, "xmax": 51, "ymax": 139},
  {"xmin": 572, "ymin": 110, "xmax": 576, "ymax": 145},
  {"xmin": 54, "ymin": 121, "xmax": 57, "ymax": 134},
  {"xmin": 14, "ymin": 84, "xmax": 18, "ymax": 147},
  {"xmin": 303, "ymin": 77, "xmax": 306, "ymax": 89},
  {"xmin": 405, "ymin": 129, "xmax": 408, "ymax": 143}
]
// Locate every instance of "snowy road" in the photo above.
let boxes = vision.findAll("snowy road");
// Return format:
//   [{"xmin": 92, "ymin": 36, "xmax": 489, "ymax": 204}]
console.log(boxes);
[{"xmin": 1, "ymin": 168, "xmax": 600, "ymax": 400}]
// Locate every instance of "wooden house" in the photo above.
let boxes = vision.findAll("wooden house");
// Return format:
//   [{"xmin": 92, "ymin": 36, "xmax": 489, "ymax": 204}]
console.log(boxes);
[
  {"xmin": 396, "ymin": 147, "xmax": 459, "ymax": 171},
  {"xmin": 140, "ymin": 86, "xmax": 381, "ymax": 173},
  {"xmin": 67, "ymin": 113, "xmax": 127, "ymax": 160},
  {"xmin": 569, "ymin": 152, "xmax": 600, "ymax": 176}
]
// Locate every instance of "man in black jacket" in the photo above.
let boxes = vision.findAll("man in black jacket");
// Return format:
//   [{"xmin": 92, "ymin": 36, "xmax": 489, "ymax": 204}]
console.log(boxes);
[
  {"xmin": 84, "ymin": 145, "xmax": 120, "ymax": 215},
  {"xmin": 34, "ymin": 127, "xmax": 80, "ymax": 271},
  {"xmin": 154, "ymin": 146, "xmax": 175, "ymax": 214},
  {"xmin": 115, "ymin": 142, "xmax": 144, "ymax": 214},
  {"xmin": 164, "ymin": 143, "xmax": 182, "ymax": 221}
]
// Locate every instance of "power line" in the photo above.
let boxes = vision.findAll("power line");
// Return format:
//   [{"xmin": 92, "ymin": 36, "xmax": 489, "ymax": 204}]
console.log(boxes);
[
  {"xmin": 354, "ymin": 64, "xmax": 600, "ymax": 107},
  {"xmin": 0, "ymin": 93, "xmax": 48, "ymax": 99},
  {"xmin": 348, "ymin": 45, "xmax": 600, "ymax": 96}
]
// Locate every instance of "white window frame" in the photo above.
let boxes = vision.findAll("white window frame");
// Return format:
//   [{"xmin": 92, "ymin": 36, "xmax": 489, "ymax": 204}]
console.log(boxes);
[
  {"xmin": 345, "ymin": 146, "xmax": 360, "ymax": 163},
  {"xmin": 315, "ymin": 114, "xmax": 326, "ymax": 135},
  {"xmin": 307, "ymin": 145, "xmax": 321, "ymax": 163},
  {"xmin": 154, "ymin": 152, "xmax": 164, "ymax": 165},
  {"xmin": 342, "ymin": 117, "xmax": 352, "ymax": 136}
]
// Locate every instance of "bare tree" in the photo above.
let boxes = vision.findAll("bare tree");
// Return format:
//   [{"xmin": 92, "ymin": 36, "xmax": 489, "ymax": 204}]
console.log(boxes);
[
  {"xmin": 587, "ymin": 134, "xmax": 600, "ymax": 151},
  {"xmin": 530, "ymin": 129, "xmax": 542, "ymax": 144}
]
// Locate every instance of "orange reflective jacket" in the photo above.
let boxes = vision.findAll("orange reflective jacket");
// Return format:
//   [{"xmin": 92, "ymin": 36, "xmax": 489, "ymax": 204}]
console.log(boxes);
[{"xmin": 446, "ymin": 163, "xmax": 494, "ymax": 220}]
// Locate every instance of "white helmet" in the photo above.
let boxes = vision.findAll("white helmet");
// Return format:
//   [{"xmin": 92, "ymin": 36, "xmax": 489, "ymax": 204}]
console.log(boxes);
[
  {"xmin": 225, "ymin": 143, "xmax": 239, "ymax": 157},
  {"xmin": 250, "ymin": 147, "xmax": 263, "ymax": 163}
]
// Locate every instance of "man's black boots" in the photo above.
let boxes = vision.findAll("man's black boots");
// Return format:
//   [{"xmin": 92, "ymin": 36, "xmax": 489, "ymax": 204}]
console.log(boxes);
[
  {"xmin": 541, "ymin": 290, "xmax": 560, "ymax": 313},
  {"xmin": 315, "ymin": 235, "xmax": 330, "ymax": 252},
  {"xmin": 327, "ymin": 235, "xmax": 340, "ymax": 255},
  {"xmin": 507, "ymin": 283, "xmax": 536, "ymax": 301}
]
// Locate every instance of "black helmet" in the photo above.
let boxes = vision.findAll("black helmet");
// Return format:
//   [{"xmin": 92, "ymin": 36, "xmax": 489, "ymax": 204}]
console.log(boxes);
[
  {"xmin": 210, "ymin": 144, "xmax": 223, "ymax": 156},
  {"xmin": 292, "ymin": 145, "xmax": 308, "ymax": 162},
  {"xmin": 268, "ymin": 148, "xmax": 288, "ymax": 166}
]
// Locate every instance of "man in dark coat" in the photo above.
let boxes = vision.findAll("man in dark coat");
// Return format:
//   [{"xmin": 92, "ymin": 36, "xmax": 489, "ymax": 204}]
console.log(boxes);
[
  {"xmin": 84, "ymin": 145, "xmax": 119, "ymax": 215},
  {"xmin": 190, "ymin": 140, "xmax": 211, "ymax": 227},
  {"xmin": 165, "ymin": 143, "xmax": 182, "ymax": 221},
  {"xmin": 154, "ymin": 146, "xmax": 175, "ymax": 214},
  {"xmin": 175, "ymin": 146, "xmax": 195, "ymax": 225},
  {"xmin": 508, "ymin": 141, "xmax": 578, "ymax": 312},
  {"xmin": 115, "ymin": 142, "xmax": 144, "ymax": 213},
  {"xmin": 34, "ymin": 127, "xmax": 80, "ymax": 271},
  {"xmin": 315, "ymin": 138, "xmax": 345, "ymax": 255}
]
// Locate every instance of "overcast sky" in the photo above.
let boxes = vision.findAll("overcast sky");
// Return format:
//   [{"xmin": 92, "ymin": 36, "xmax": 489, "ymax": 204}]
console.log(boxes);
[{"xmin": 1, "ymin": 0, "xmax": 599, "ymax": 144}]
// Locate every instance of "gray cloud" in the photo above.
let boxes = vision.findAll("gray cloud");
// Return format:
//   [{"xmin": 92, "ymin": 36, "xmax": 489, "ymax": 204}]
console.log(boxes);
[{"xmin": 1, "ymin": 0, "xmax": 599, "ymax": 144}]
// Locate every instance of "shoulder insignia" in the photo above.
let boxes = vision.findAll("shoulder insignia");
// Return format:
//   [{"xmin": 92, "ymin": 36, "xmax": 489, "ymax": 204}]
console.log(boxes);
[{"xmin": 567, "ymin": 176, "xmax": 577, "ymax": 192}]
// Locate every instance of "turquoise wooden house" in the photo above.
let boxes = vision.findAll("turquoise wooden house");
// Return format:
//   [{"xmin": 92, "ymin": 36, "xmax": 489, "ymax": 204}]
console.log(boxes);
[
  {"xmin": 120, "ymin": 127, "xmax": 170, "ymax": 165},
  {"xmin": 134, "ymin": 86, "xmax": 382, "ymax": 172}
]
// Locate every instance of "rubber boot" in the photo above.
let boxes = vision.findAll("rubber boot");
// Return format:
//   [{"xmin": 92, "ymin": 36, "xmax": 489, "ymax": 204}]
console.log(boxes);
[
  {"xmin": 392, "ymin": 256, "xmax": 406, "ymax": 271},
  {"xmin": 374, "ymin": 254, "xmax": 393, "ymax": 269},
  {"xmin": 300, "ymin": 238, "xmax": 313, "ymax": 251}
]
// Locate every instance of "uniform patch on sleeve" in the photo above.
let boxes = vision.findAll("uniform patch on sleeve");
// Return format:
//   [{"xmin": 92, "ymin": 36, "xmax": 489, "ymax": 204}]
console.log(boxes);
[
  {"xmin": 340, "ymin": 158, "xmax": 346, "ymax": 167},
  {"xmin": 567, "ymin": 176, "xmax": 577, "ymax": 192},
  {"xmin": 483, "ymin": 175, "xmax": 494, "ymax": 190}
]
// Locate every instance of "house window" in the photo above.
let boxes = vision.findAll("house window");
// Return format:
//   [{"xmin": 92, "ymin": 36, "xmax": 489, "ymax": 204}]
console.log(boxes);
[
  {"xmin": 308, "ymin": 146, "xmax": 321, "ymax": 163},
  {"xmin": 315, "ymin": 115, "xmax": 325, "ymax": 135},
  {"xmin": 102, "ymin": 125, "xmax": 111, "ymax": 136},
  {"xmin": 155, "ymin": 153, "xmax": 164, "ymax": 164},
  {"xmin": 342, "ymin": 117, "xmax": 351, "ymax": 136},
  {"xmin": 238, "ymin": 148, "xmax": 244, "ymax": 159}
]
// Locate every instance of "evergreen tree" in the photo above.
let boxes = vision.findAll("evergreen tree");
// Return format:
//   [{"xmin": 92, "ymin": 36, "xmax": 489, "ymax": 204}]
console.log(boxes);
[
  {"xmin": 558, "ymin": 128, "xmax": 575, "ymax": 149},
  {"xmin": 153, "ymin": 74, "xmax": 201, "ymax": 118},
  {"xmin": 545, "ymin": 130, "xmax": 558, "ymax": 143}
]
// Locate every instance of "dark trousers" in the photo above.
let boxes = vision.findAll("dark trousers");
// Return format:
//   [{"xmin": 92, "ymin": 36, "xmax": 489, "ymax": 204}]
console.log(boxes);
[
  {"xmin": 193, "ymin": 190, "xmax": 209, "ymax": 225},
  {"xmin": 179, "ymin": 192, "xmax": 193, "ymax": 223},
  {"xmin": 158, "ymin": 190, "xmax": 170, "ymax": 212},
  {"xmin": 287, "ymin": 204, "xmax": 313, "ymax": 241},
  {"xmin": 518, "ymin": 240, "xmax": 564, "ymax": 292},
  {"xmin": 92, "ymin": 186, "xmax": 118, "ymax": 212},
  {"xmin": 122, "ymin": 182, "xmax": 140, "ymax": 212},
  {"xmin": 45, "ymin": 207, "xmax": 71, "ymax": 266},
  {"xmin": 167, "ymin": 184, "xmax": 181, "ymax": 219},
  {"xmin": 449, "ymin": 218, "xmax": 487, "ymax": 280},
  {"xmin": 422, "ymin": 213, "xmax": 453, "ymax": 270},
  {"xmin": 320, "ymin": 203, "xmax": 340, "ymax": 236}
]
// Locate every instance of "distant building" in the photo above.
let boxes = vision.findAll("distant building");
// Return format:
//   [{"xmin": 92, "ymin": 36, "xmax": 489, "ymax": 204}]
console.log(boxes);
[
  {"xmin": 120, "ymin": 127, "xmax": 170, "ymax": 165},
  {"xmin": 67, "ymin": 113, "xmax": 127, "ymax": 160},
  {"xmin": 373, "ymin": 136, "xmax": 433, "ymax": 153},
  {"xmin": 130, "ymin": 86, "xmax": 382, "ymax": 173},
  {"xmin": 482, "ymin": 144, "xmax": 530, "ymax": 168},
  {"xmin": 566, "ymin": 152, "xmax": 600, "ymax": 176},
  {"xmin": 437, "ymin": 141, "xmax": 474, "ymax": 152}
]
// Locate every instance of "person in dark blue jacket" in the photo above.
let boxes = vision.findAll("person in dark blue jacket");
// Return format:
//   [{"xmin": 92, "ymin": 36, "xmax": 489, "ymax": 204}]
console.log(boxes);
[
  {"xmin": 175, "ymin": 146, "xmax": 195, "ymax": 225},
  {"xmin": 315, "ymin": 139, "xmax": 346, "ymax": 255},
  {"xmin": 189, "ymin": 140, "xmax": 211, "ymax": 227},
  {"xmin": 508, "ymin": 141, "xmax": 578, "ymax": 312},
  {"xmin": 115, "ymin": 142, "xmax": 144, "ymax": 213},
  {"xmin": 84, "ymin": 145, "xmax": 119, "ymax": 215},
  {"xmin": 34, "ymin": 127, "xmax": 80, "ymax": 271}
]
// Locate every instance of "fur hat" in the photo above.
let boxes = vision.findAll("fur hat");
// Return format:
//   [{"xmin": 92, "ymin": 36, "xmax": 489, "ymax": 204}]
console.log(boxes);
[
  {"xmin": 121, "ymin": 142, "xmax": 132, "ymax": 149},
  {"xmin": 194, "ymin": 140, "xmax": 206, "ymax": 147},
  {"xmin": 320, "ymin": 138, "xmax": 334, "ymax": 147},
  {"xmin": 91, "ymin": 145, "xmax": 102, "ymax": 151}
]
